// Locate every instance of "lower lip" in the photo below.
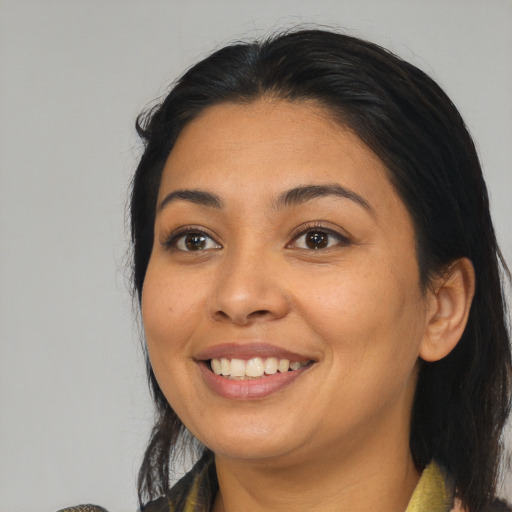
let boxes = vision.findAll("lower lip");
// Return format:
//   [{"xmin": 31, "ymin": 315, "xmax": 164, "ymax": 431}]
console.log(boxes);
[{"xmin": 198, "ymin": 362, "xmax": 311, "ymax": 400}]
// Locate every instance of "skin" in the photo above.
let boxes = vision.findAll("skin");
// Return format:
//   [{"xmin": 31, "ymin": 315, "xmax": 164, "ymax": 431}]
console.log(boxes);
[{"xmin": 142, "ymin": 99, "xmax": 474, "ymax": 511}]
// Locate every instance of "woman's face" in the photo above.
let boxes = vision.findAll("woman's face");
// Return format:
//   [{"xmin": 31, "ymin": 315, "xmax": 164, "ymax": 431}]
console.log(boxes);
[{"xmin": 142, "ymin": 100, "xmax": 431, "ymax": 466}]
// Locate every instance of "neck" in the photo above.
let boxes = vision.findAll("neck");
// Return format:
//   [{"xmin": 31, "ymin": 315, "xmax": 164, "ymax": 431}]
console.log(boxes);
[{"xmin": 212, "ymin": 430, "xmax": 420, "ymax": 512}]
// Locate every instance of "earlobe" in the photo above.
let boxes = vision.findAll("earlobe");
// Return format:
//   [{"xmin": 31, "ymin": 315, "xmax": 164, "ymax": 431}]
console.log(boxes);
[{"xmin": 419, "ymin": 258, "xmax": 475, "ymax": 362}]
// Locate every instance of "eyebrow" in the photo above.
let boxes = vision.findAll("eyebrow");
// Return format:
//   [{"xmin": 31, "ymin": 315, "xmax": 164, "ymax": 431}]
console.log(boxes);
[
  {"xmin": 158, "ymin": 189, "xmax": 223, "ymax": 211},
  {"xmin": 275, "ymin": 184, "xmax": 374, "ymax": 214},
  {"xmin": 157, "ymin": 183, "xmax": 373, "ymax": 214}
]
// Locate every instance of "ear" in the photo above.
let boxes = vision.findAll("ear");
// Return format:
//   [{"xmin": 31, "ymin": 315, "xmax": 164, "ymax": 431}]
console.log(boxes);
[{"xmin": 419, "ymin": 258, "xmax": 475, "ymax": 362}]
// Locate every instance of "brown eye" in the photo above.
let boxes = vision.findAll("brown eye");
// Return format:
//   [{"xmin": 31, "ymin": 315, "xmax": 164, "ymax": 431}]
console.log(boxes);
[
  {"xmin": 290, "ymin": 227, "xmax": 349, "ymax": 251},
  {"xmin": 304, "ymin": 231, "xmax": 329, "ymax": 249},
  {"xmin": 185, "ymin": 233, "xmax": 207, "ymax": 251},
  {"xmin": 170, "ymin": 231, "xmax": 221, "ymax": 252}
]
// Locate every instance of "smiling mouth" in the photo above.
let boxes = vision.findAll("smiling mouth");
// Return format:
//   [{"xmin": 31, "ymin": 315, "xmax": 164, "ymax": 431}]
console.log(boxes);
[{"xmin": 209, "ymin": 357, "xmax": 312, "ymax": 380}]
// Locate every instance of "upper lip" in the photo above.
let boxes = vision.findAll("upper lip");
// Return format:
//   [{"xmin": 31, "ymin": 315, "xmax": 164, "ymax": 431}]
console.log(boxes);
[{"xmin": 194, "ymin": 343, "xmax": 315, "ymax": 362}]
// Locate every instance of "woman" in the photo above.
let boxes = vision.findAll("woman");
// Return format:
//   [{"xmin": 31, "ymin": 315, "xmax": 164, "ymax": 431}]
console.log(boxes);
[
  {"xmin": 62, "ymin": 28, "xmax": 511, "ymax": 512},
  {"xmin": 129, "ymin": 29, "xmax": 512, "ymax": 512}
]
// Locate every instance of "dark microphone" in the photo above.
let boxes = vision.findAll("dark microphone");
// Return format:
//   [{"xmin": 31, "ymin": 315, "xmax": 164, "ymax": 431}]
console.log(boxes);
[{"xmin": 57, "ymin": 506, "xmax": 110, "ymax": 512}]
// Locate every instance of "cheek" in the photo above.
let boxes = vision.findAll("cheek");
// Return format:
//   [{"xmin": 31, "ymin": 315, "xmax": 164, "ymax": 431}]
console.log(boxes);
[
  {"xmin": 302, "ymin": 268, "xmax": 407, "ymax": 329},
  {"xmin": 141, "ymin": 263, "xmax": 194, "ymax": 377},
  {"xmin": 297, "ymin": 257, "xmax": 425, "ymax": 369},
  {"xmin": 141, "ymin": 263, "xmax": 203, "ymax": 410},
  {"xmin": 142, "ymin": 269, "xmax": 172, "ymax": 342},
  {"xmin": 142, "ymin": 260, "xmax": 200, "ymax": 338}
]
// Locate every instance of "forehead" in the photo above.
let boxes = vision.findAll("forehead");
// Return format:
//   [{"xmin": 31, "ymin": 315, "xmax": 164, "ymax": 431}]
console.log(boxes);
[
  {"xmin": 166, "ymin": 99, "xmax": 361, "ymax": 167},
  {"xmin": 158, "ymin": 99, "xmax": 405, "ymax": 218}
]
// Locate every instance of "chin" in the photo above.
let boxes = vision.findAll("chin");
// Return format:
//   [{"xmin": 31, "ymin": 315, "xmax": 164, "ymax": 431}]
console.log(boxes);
[
  {"xmin": 211, "ymin": 439, "xmax": 299, "ymax": 463},
  {"xmin": 189, "ymin": 417, "xmax": 304, "ymax": 462}
]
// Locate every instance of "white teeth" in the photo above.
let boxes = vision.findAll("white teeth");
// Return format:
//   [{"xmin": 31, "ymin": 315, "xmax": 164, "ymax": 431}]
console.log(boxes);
[
  {"xmin": 245, "ymin": 357, "xmax": 264, "ymax": 377},
  {"xmin": 211, "ymin": 358, "xmax": 222, "ymax": 375},
  {"xmin": 220, "ymin": 358, "xmax": 230, "ymax": 376},
  {"xmin": 278, "ymin": 359, "xmax": 290, "ymax": 372},
  {"xmin": 210, "ymin": 356, "xmax": 309, "ymax": 378},
  {"xmin": 230, "ymin": 358, "xmax": 246, "ymax": 377},
  {"xmin": 264, "ymin": 357, "xmax": 278, "ymax": 375}
]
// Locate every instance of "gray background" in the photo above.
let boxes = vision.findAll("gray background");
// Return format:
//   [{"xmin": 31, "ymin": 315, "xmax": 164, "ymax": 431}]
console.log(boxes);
[{"xmin": 1, "ymin": 1, "xmax": 511, "ymax": 510}]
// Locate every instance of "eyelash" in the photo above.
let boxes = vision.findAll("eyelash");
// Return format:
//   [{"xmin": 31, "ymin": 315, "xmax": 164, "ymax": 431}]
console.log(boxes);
[
  {"xmin": 162, "ymin": 223, "xmax": 350, "ymax": 253},
  {"xmin": 288, "ymin": 222, "xmax": 351, "ymax": 251},
  {"xmin": 162, "ymin": 226, "xmax": 221, "ymax": 252}
]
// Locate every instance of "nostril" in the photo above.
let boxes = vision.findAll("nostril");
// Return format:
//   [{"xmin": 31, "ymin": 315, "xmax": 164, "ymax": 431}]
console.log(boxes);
[
  {"xmin": 212, "ymin": 308, "xmax": 273, "ymax": 325},
  {"xmin": 209, "ymin": 280, "xmax": 290, "ymax": 324},
  {"xmin": 249, "ymin": 310, "xmax": 272, "ymax": 318}
]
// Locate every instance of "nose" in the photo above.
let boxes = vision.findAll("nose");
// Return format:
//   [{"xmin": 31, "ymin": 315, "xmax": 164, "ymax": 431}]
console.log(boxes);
[{"xmin": 209, "ymin": 248, "xmax": 290, "ymax": 326}]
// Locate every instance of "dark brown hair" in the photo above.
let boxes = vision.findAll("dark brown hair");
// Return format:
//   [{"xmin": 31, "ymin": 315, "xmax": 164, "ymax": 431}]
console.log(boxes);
[{"xmin": 131, "ymin": 29, "xmax": 512, "ymax": 511}]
